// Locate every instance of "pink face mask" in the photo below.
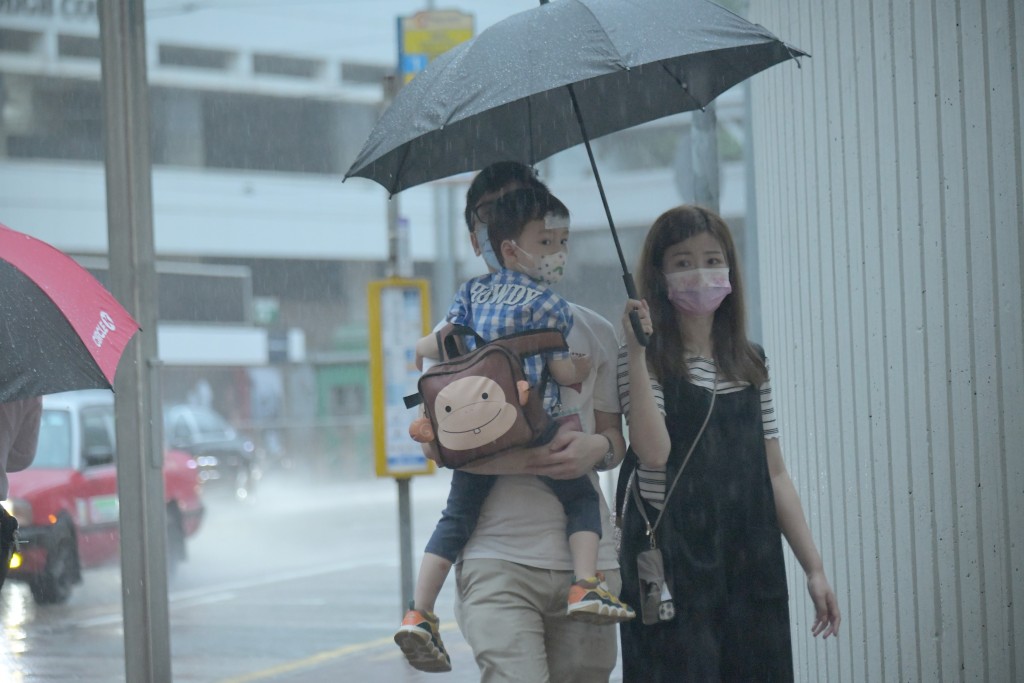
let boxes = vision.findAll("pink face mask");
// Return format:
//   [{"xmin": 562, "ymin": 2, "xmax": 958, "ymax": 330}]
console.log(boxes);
[{"xmin": 664, "ymin": 268, "xmax": 732, "ymax": 316}]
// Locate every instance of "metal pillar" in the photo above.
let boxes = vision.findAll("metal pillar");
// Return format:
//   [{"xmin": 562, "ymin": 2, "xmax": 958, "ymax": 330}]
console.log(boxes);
[
  {"xmin": 691, "ymin": 102, "xmax": 720, "ymax": 212},
  {"xmin": 98, "ymin": 1, "xmax": 171, "ymax": 681},
  {"xmin": 383, "ymin": 73, "xmax": 417, "ymax": 613}
]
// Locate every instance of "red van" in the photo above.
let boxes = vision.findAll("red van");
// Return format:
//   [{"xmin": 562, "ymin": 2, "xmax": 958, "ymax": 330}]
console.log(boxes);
[{"xmin": 3, "ymin": 390, "xmax": 205, "ymax": 604}]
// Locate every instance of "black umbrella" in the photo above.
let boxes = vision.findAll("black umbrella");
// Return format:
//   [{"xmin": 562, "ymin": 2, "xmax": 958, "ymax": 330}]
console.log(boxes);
[{"xmin": 345, "ymin": 0, "xmax": 806, "ymax": 342}]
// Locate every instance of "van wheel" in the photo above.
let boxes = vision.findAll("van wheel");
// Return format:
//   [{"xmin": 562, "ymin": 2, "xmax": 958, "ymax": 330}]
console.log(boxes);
[{"xmin": 30, "ymin": 520, "xmax": 78, "ymax": 605}]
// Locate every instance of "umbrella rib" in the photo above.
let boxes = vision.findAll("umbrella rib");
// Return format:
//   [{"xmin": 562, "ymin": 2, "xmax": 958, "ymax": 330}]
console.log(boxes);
[
  {"xmin": 390, "ymin": 142, "xmax": 413, "ymax": 197},
  {"xmin": 659, "ymin": 61, "xmax": 706, "ymax": 111},
  {"xmin": 572, "ymin": 0, "xmax": 626, "ymax": 68}
]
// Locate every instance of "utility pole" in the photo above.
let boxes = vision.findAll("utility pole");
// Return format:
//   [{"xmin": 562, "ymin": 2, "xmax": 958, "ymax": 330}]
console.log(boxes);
[
  {"xmin": 98, "ymin": 1, "xmax": 171, "ymax": 681},
  {"xmin": 382, "ymin": 73, "xmax": 417, "ymax": 611},
  {"xmin": 691, "ymin": 103, "xmax": 720, "ymax": 212}
]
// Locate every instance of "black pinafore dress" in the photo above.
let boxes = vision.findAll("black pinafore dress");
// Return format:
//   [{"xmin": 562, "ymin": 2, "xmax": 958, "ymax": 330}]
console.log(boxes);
[{"xmin": 617, "ymin": 373, "xmax": 794, "ymax": 682}]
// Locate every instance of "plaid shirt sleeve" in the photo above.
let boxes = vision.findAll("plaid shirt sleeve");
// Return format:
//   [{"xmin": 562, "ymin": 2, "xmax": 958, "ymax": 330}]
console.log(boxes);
[
  {"xmin": 447, "ymin": 279, "xmax": 474, "ymax": 328},
  {"xmin": 531, "ymin": 288, "xmax": 572, "ymax": 362}
]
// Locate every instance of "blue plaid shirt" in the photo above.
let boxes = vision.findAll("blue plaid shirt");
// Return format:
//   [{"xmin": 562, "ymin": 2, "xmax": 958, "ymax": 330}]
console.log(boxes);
[{"xmin": 448, "ymin": 269, "xmax": 572, "ymax": 411}]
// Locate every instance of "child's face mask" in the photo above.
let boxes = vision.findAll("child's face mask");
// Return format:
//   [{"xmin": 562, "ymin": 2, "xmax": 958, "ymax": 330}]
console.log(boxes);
[
  {"xmin": 664, "ymin": 268, "xmax": 731, "ymax": 315},
  {"xmin": 512, "ymin": 213, "xmax": 569, "ymax": 285},
  {"xmin": 512, "ymin": 242, "xmax": 567, "ymax": 286}
]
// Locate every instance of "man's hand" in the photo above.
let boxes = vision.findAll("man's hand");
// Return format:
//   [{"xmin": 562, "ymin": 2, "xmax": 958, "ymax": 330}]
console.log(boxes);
[{"xmin": 522, "ymin": 427, "xmax": 604, "ymax": 479}]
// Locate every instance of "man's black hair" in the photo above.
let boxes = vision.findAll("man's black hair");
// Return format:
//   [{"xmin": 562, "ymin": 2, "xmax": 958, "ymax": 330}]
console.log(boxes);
[{"xmin": 464, "ymin": 161, "xmax": 547, "ymax": 233}]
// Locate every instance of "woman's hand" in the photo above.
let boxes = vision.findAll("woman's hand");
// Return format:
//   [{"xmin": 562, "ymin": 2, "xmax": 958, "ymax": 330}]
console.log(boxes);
[
  {"xmin": 622, "ymin": 299, "xmax": 653, "ymax": 349},
  {"xmin": 807, "ymin": 570, "xmax": 841, "ymax": 639}
]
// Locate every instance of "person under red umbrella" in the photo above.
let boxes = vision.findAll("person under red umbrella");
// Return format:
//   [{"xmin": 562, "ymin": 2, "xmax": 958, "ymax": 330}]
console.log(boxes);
[
  {"xmin": 0, "ymin": 222, "xmax": 139, "ymax": 402},
  {"xmin": 0, "ymin": 395, "xmax": 42, "ymax": 591}
]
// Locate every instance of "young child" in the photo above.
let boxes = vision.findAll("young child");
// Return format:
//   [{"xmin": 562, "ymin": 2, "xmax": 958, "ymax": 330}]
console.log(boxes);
[{"xmin": 395, "ymin": 188, "xmax": 634, "ymax": 673}]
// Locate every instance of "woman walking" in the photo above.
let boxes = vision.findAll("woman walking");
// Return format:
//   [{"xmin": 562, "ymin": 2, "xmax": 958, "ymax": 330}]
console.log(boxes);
[{"xmin": 616, "ymin": 205, "xmax": 840, "ymax": 681}]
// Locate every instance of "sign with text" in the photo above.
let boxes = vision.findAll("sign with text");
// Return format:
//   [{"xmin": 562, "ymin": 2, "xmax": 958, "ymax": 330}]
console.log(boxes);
[
  {"xmin": 368, "ymin": 278, "xmax": 434, "ymax": 478},
  {"xmin": 397, "ymin": 9, "xmax": 473, "ymax": 84},
  {"xmin": 0, "ymin": 0, "xmax": 97, "ymax": 20}
]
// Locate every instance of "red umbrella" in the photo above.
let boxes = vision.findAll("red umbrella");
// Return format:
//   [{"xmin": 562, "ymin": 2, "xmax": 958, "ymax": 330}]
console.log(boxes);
[{"xmin": 0, "ymin": 223, "xmax": 140, "ymax": 402}]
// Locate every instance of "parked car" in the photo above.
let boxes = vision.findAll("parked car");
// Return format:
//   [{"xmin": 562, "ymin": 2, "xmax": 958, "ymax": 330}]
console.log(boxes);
[
  {"xmin": 163, "ymin": 404, "xmax": 259, "ymax": 501},
  {"xmin": 3, "ymin": 390, "xmax": 205, "ymax": 605}
]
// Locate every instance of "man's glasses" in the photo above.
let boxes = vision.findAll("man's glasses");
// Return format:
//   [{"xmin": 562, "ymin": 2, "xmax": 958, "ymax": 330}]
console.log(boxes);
[{"xmin": 472, "ymin": 200, "xmax": 497, "ymax": 226}]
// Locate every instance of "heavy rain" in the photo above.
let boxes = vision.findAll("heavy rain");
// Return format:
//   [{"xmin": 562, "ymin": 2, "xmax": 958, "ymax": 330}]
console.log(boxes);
[{"xmin": 1, "ymin": 0, "xmax": 1021, "ymax": 682}]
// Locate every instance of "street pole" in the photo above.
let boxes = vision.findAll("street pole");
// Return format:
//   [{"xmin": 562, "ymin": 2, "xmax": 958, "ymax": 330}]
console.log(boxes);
[
  {"xmin": 383, "ymin": 73, "xmax": 416, "ymax": 612},
  {"xmin": 97, "ymin": 1, "xmax": 171, "ymax": 681},
  {"xmin": 432, "ymin": 185, "xmax": 458, "ymax": 326},
  {"xmin": 691, "ymin": 103, "xmax": 720, "ymax": 212},
  {"xmin": 742, "ymin": 80, "xmax": 762, "ymax": 340}
]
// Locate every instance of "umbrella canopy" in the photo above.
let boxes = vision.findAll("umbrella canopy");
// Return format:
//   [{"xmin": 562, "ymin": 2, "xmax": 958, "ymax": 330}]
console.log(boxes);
[
  {"xmin": 0, "ymin": 223, "xmax": 140, "ymax": 402},
  {"xmin": 345, "ymin": 0, "xmax": 806, "ymax": 194}
]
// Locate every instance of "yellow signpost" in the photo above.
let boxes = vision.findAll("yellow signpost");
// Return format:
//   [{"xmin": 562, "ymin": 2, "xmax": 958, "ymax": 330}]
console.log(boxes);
[
  {"xmin": 397, "ymin": 10, "xmax": 474, "ymax": 83},
  {"xmin": 368, "ymin": 277, "xmax": 434, "ymax": 478}
]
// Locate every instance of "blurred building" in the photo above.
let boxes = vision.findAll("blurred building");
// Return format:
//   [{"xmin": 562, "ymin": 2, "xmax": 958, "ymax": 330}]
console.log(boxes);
[{"xmin": 0, "ymin": 2, "xmax": 751, "ymax": 474}]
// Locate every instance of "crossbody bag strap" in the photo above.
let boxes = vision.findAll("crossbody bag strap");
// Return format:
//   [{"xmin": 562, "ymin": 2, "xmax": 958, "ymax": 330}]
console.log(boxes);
[{"xmin": 630, "ymin": 373, "xmax": 717, "ymax": 549}]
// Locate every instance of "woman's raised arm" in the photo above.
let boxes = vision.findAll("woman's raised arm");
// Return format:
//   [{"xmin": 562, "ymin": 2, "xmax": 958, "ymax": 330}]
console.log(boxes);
[{"xmin": 621, "ymin": 299, "xmax": 670, "ymax": 469}]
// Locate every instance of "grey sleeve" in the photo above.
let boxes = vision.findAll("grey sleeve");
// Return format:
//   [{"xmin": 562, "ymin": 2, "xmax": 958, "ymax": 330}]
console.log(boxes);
[{"xmin": 8, "ymin": 397, "xmax": 42, "ymax": 472}]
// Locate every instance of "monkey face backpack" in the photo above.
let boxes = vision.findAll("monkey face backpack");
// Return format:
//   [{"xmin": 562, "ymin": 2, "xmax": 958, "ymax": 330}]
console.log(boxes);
[{"xmin": 405, "ymin": 325, "xmax": 566, "ymax": 468}]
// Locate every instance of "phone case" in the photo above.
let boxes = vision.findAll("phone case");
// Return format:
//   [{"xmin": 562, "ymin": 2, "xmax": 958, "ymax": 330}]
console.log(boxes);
[{"xmin": 637, "ymin": 547, "xmax": 675, "ymax": 624}]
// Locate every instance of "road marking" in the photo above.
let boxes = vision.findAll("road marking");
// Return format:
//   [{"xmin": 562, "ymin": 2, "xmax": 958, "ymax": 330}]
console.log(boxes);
[
  {"xmin": 213, "ymin": 623, "xmax": 461, "ymax": 683},
  {"xmin": 170, "ymin": 560, "xmax": 393, "ymax": 602},
  {"xmin": 69, "ymin": 560, "xmax": 391, "ymax": 630}
]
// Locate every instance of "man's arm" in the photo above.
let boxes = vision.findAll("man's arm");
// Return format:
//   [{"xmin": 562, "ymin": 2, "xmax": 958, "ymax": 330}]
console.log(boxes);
[
  {"xmin": 468, "ymin": 411, "xmax": 625, "ymax": 481},
  {"xmin": 420, "ymin": 438, "xmax": 551, "ymax": 475},
  {"xmin": 7, "ymin": 396, "xmax": 42, "ymax": 473},
  {"xmin": 456, "ymin": 438, "xmax": 566, "ymax": 475}
]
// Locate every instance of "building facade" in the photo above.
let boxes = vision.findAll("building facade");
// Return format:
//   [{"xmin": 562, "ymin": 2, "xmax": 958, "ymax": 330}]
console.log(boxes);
[
  {"xmin": 1, "ymin": 3, "xmax": 753, "ymax": 474},
  {"xmin": 750, "ymin": 1, "xmax": 1022, "ymax": 680}
]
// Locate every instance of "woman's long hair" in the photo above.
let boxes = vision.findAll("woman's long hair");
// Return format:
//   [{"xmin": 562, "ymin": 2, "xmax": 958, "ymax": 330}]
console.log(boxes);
[{"xmin": 637, "ymin": 205, "xmax": 767, "ymax": 387}]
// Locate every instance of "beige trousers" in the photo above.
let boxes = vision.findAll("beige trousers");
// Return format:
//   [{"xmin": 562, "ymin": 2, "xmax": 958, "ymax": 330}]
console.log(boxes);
[{"xmin": 455, "ymin": 558, "xmax": 621, "ymax": 683}]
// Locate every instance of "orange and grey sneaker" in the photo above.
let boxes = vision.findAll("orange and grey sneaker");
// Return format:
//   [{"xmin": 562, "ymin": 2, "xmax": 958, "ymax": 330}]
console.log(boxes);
[
  {"xmin": 566, "ymin": 572, "xmax": 636, "ymax": 624},
  {"xmin": 394, "ymin": 604, "xmax": 452, "ymax": 673}
]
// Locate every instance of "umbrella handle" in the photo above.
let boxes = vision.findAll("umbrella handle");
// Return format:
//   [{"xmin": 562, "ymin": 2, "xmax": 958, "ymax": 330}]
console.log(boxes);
[{"xmin": 623, "ymin": 272, "xmax": 649, "ymax": 347}]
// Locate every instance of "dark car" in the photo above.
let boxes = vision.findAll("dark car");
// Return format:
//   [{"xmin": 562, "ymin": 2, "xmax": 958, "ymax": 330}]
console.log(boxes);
[
  {"xmin": 163, "ymin": 404, "xmax": 259, "ymax": 501},
  {"xmin": 4, "ymin": 390, "xmax": 205, "ymax": 604}
]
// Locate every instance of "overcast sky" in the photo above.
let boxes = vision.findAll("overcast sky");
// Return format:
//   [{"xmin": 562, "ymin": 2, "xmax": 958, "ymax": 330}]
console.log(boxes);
[{"xmin": 145, "ymin": 0, "xmax": 540, "ymax": 66}]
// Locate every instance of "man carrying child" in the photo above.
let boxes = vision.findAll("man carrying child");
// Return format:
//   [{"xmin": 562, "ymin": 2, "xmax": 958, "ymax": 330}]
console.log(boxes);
[{"xmin": 397, "ymin": 184, "xmax": 634, "ymax": 675}]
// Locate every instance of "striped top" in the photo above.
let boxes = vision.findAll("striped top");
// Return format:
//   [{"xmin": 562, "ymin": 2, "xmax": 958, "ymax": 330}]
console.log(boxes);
[{"xmin": 616, "ymin": 345, "xmax": 779, "ymax": 509}]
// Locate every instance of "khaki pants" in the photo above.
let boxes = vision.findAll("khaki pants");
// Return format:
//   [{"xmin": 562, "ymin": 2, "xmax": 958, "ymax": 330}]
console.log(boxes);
[{"xmin": 455, "ymin": 558, "xmax": 620, "ymax": 683}]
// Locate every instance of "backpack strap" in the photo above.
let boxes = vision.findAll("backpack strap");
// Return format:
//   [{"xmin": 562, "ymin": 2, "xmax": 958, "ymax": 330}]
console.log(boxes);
[
  {"xmin": 435, "ymin": 327, "xmax": 447, "ymax": 361},
  {"xmin": 442, "ymin": 323, "xmax": 487, "ymax": 359},
  {"xmin": 406, "ymin": 327, "xmax": 568, "ymax": 410},
  {"xmin": 492, "ymin": 328, "xmax": 568, "ymax": 358}
]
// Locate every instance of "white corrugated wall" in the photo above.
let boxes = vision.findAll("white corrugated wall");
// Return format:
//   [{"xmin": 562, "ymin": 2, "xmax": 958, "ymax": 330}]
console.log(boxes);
[{"xmin": 748, "ymin": 1, "xmax": 1022, "ymax": 681}]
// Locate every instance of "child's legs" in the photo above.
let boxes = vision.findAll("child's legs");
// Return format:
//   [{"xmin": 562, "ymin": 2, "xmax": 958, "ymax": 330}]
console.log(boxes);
[
  {"xmin": 414, "ymin": 552, "xmax": 452, "ymax": 613},
  {"xmin": 539, "ymin": 475, "xmax": 602, "ymax": 579},
  {"xmin": 418, "ymin": 471, "xmax": 497, "ymax": 610},
  {"xmin": 566, "ymin": 530, "xmax": 600, "ymax": 582}
]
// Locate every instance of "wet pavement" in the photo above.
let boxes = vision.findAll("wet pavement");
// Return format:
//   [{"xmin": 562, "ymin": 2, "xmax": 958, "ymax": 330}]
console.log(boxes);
[
  {"xmin": 204, "ymin": 620, "xmax": 623, "ymax": 683},
  {"xmin": 2, "ymin": 469, "xmax": 623, "ymax": 683},
  {"xmin": 211, "ymin": 620, "xmax": 485, "ymax": 683}
]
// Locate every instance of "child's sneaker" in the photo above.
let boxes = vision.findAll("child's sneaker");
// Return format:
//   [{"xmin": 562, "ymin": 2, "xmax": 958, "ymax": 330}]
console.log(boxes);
[
  {"xmin": 394, "ymin": 606, "xmax": 452, "ymax": 673},
  {"xmin": 566, "ymin": 572, "xmax": 636, "ymax": 624}
]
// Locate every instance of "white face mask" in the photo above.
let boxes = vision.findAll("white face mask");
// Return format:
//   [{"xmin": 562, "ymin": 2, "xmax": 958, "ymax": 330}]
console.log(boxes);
[
  {"xmin": 664, "ymin": 268, "xmax": 732, "ymax": 315},
  {"xmin": 474, "ymin": 225, "xmax": 501, "ymax": 271},
  {"xmin": 512, "ymin": 242, "xmax": 567, "ymax": 286}
]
